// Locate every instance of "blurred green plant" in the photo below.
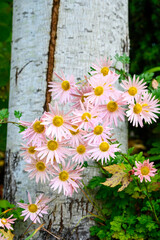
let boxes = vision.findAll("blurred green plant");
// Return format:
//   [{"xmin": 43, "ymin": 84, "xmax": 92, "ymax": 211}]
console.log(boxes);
[
  {"xmin": 129, "ymin": 0, "xmax": 160, "ymax": 74},
  {"xmin": 0, "ymin": 0, "xmax": 12, "ymax": 152}
]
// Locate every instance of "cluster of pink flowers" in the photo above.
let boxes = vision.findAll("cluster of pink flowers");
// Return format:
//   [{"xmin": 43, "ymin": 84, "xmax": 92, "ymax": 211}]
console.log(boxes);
[{"xmin": 18, "ymin": 57, "xmax": 159, "ymax": 222}]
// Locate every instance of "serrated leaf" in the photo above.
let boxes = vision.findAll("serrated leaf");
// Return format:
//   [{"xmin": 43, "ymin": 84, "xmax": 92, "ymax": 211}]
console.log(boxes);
[
  {"xmin": 14, "ymin": 110, "xmax": 22, "ymax": 120},
  {"xmin": 0, "ymin": 108, "xmax": 8, "ymax": 121},
  {"xmin": 102, "ymin": 164, "xmax": 132, "ymax": 191}
]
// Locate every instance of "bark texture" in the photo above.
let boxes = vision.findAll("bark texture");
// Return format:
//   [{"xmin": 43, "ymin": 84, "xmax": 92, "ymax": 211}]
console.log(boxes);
[{"xmin": 4, "ymin": 0, "xmax": 129, "ymax": 239}]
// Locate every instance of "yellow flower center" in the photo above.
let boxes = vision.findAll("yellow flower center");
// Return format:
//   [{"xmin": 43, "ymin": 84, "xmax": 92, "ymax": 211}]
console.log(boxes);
[
  {"xmin": 128, "ymin": 86, "xmax": 138, "ymax": 96},
  {"xmin": 70, "ymin": 125, "xmax": 80, "ymax": 135},
  {"xmin": 133, "ymin": 103, "xmax": 142, "ymax": 114},
  {"xmin": 81, "ymin": 112, "xmax": 91, "ymax": 122},
  {"xmin": 94, "ymin": 86, "xmax": 104, "ymax": 96},
  {"xmin": 1, "ymin": 218, "xmax": 7, "ymax": 225},
  {"xmin": 47, "ymin": 140, "xmax": 58, "ymax": 151},
  {"xmin": 140, "ymin": 166, "xmax": 150, "ymax": 175},
  {"xmin": 99, "ymin": 142, "xmax": 110, "ymax": 152},
  {"xmin": 28, "ymin": 204, "xmax": 38, "ymax": 213},
  {"xmin": 101, "ymin": 67, "xmax": 109, "ymax": 76},
  {"xmin": 53, "ymin": 116, "xmax": 64, "ymax": 127},
  {"xmin": 94, "ymin": 126, "xmax": 103, "ymax": 135},
  {"xmin": 33, "ymin": 121, "xmax": 45, "ymax": 133},
  {"xmin": 61, "ymin": 80, "xmax": 70, "ymax": 91},
  {"xmin": 107, "ymin": 101, "xmax": 118, "ymax": 112},
  {"xmin": 59, "ymin": 170, "xmax": 69, "ymax": 181},
  {"xmin": 36, "ymin": 162, "xmax": 46, "ymax": 171},
  {"xmin": 77, "ymin": 145, "xmax": 86, "ymax": 154},
  {"xmin": 28, "ymin": 146, "xmax": 36, "ymax": 154}
]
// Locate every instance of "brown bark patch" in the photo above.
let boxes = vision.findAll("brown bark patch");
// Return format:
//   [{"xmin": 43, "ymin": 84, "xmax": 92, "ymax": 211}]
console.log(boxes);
[{"xmin": 44, "ymin": 0, "xmax": 61, "ymax": 112}]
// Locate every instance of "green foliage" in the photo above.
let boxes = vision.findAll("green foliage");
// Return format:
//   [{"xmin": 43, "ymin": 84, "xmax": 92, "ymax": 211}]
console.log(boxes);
[
  {"xmin": 0, "ymin": 108, "xmax": 8, "ymax": 125},
  {"xmin": 0, "ymin": 0, "xmax": 12, "ymax": 152},
  {"xmin": 114, "ymin": 53, "xmax": 130, "ymax": 65},
  {"xmin": 87, "ymin": 151, "xmax": 160, "ymax": 240},
  {"xmin": 14, "ymin": 110, "xmax": 22, "ymax": 120},
  {"xmin": 0, "ymin": 199, "xmax": 23, "ymax": 220},
  {"xmin": 130, "ymin": 0, "xmax": 160, "ymax": 74}
]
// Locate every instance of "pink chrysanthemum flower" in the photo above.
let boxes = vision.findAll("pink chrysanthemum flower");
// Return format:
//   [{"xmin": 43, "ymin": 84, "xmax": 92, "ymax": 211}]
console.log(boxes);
[
  {"xmin": 121, "ymin": 75, "xmax": 147, "ymax": 103},
  {"xmin": 83, "ymin": 122, "xmax": 113, "ymax": 144},
  {"xmin": 72, "ymin": 101, "xmax": 99, "ymax": 131},
  {"xmin": 18, "ymin": 192, "xmax": 49, "ymax": 224},
  {"xmin": 84, "ymin": 75, "xmax": 112, "ymax": 106},
  {"xmin": 0, "ymin": 215, "xmax": 16, "ymax": 230},
  {"xmin": 41, "ymin": 102, "xmax": 73, "ymax": 141},
  {"xmin": 91, "ymin": 57, "xmax": 112, "ymax": 76},
  {"xmin": 88, "ymin": 140, "xmax": 120, "ymax": 164},
  {"xmin": 67, "ymin": 125, "xmax": 86, "ymax": 147},
  {"xmin": 133, "ymin": 159, "xmax": 157, "ymax": 182},
  {"xmin": 100, "ymin": 96, "xmax": 126, "ymax": 126},
  {"xmin": 21, "ymin": 143, "xmax": 37, "ymax": 162},
  {"xmin": 36, "ymin": 138, "xmax": 69, "ymax": 164},
  {"xmin": 140, "ymin": 92, "xmax": 160, "ymax": 124},
  {"xmin": 48, "ymin": 71, "xmax": 75, "ymax": 104},
  {"xmin": 20, "ymin": 118, "xmax": 46, "ymax": 146},
  {"xmin": 71, "ymin": 84, "xmax": 93, "ymax": 109},
  {"xmin": 24, "ymin": 157, "xmax": 51, "ymax": 183},
  {"xmin": 71, "ymin": 143, "xmax": 91, "ymax": 164},
  {"xmin": 126, "ymin": 93, "xmax": 160, "ymax": 127},
  {"xmin": 50, "ymin": 161, "xmax": 84, "ymax": 196}
]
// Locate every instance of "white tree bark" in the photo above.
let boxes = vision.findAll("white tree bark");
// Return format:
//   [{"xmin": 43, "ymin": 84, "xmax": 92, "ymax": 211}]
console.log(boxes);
[{"xmin": 4, "ymin": 0, "xmax": 129, "ymax": 239}]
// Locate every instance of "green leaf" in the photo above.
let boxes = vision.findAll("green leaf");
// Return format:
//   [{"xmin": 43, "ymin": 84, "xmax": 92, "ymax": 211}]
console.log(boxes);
[
  {"xmin": 114, "ymin": 53, "xmax": 130, "ymax": 64},
  {"xmin": 14, "ymin": 110, "xmax": 22, "ymax": 120},
  {"xmin": 145, "ymin": 67, "xmax": 160, "ymax": 73},
  {"xmin": 18, "ymin": 125, "xmax": 27, "ymax": 133},
  {"xmin": 0, "ymin": 108, "xmax": 8, "ymax": 121},
  {"xmin": 0, "ymin": 200, "xmax": 11, "ymax": 209}
]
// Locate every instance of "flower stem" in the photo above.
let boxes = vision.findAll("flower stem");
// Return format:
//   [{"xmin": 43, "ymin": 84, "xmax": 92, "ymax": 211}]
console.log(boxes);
[
  {"xmin": 144, "ymin": 182, "xmax": 160, "ymax": 227},
  {"xmin": 79, "ymin": 185, "xmax": 106, "ymax": 220}
]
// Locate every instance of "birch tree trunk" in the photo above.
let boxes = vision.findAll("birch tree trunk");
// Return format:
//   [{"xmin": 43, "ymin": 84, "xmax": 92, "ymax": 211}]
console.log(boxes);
[{"xmin": 4, "ymin": 0, "xmax": 129, "ymax": 239}]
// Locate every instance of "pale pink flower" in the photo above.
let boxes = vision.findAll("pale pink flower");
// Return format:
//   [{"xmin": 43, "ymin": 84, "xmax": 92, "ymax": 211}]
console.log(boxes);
[
  {"xmin": 0, "ymin": 215, "xmax": 16, "ymax": 230},
  {"xmin": 72, "ymin": 101, "xmax": 99, "ymax": 131},
  {"xmin": 121, "ymin": 75, "xmax": 147, "ymax": 103},
  {"xmin": 84, "ymin": 75, "xmax": 112, "ymax": 105},
  {"xmin": 88, "ymin": 141, "xmax": 120, "ymax": 164},
  {"xmin": 21, "ymin": 143, "xmax": 37, "ymax": 162},
  {"xmin": 18, "ymin": 192, "xmax": 49, "ymax": 224},
  {"xmin": 20, "ymin": 118, "xmax": 46, "ymax": 146},
  {"xmin": 71, "ymin": 143, "xmax": 91, "ymax": 164},
  {"xmin": 83, "ymin": 122, "xmax": 113, "ymax": 144},
  {"xmin": 41, "ymin": 102, "xmax": 73, "ymax": 141},
  {"xmin": 36, "ymin": 138, "xmax": 69, "ymax": 164},
  {"xmin": 50, "ymin": 161, "xmax": 84, "ymax": 196},
  {"xmin": 24, "ymin": 157, "xmax": 51, "ymax": 183},
  {"xmin": 67, "ymin": 125, "xmax": 86, "ymax": 147},
  {"xmin": 91, "ymin": 57, "xmax": 112, "ymax": 76},
  {"xmin": 140, "ymin": 92, "xmax": 160, "ymax": 124},
  {"xmin": 126, "ymin": 93, "xmax": 160, "ymax": 127},
  {"xmin": 48, "ymin": 71, "xmax": 75, "ymax": 104},
  {"xmin": 133, "ymin": 159, "xmax": 157, "ymax": 182},
  {"xmin": 71, "ymin": 84, "xmax": 93, "ymax": 109},
  {"xmin": 89, "ymin": 71, "xmax": 120, "ymax": 86},
  {"xmin": 100, "ymin": 96, "xmax": 126, "ymax": 126}
]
